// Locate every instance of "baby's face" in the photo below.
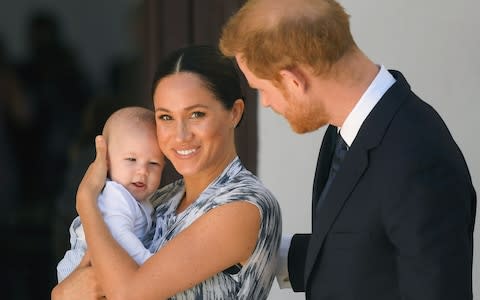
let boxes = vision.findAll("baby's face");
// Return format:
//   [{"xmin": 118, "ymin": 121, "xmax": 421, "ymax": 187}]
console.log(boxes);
[{"xmin": 107, "ymin": 126, "xmax": 164, "ymax": 202}]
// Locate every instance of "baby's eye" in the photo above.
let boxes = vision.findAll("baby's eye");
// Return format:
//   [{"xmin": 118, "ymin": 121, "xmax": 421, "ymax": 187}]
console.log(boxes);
[
  {"xmin": 149, "ymin": 161, "xmax": 160, "ymax": 166},
  {"xmin": 191, "ymin": 111, "xmax": 205, "ymax": 119},
  {"xmin": 126, "ymin": 157, "xmax": 136, "ymax": 162},
  {"xmin": 158, "ymin": 114, "xmax": 172, "ymax": 121}
]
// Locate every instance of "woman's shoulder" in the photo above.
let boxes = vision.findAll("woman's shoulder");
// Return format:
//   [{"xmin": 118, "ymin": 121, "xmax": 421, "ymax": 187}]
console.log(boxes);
[
  {"xmin": 214, "ymin": 164, "xmax": 279, "ymax": 210},
  {"xmin": 226, "ymin": 169, "xmax": 268, "ymax": 194},
  {"xmin": 218, "ymin": 157, "xmax": 266, "ymax": 190}
]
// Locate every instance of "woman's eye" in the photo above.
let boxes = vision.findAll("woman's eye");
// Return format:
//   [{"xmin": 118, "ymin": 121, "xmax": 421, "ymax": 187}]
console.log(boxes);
[
  {"xmin": 191, "ymin": 111, "xmax": 205, "ymax": 118},
  {"xmin": 158, "ymin": 114, "xmax": 172, "ymax": 121}
]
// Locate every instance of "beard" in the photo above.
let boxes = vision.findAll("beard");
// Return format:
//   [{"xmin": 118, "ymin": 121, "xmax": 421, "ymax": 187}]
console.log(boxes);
[
  {"xmin": 287, "ymin": 113, "xmax": 324, "ymax": 133},
  {"xmin": 283, "ymin": 93, "xmax": 327, "ymax": 134}
]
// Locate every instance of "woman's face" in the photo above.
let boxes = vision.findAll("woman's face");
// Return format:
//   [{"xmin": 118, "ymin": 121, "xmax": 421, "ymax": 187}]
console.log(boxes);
[{"xmin": 153, "ymin": 72, "xmax": 242, "ymax": 180}]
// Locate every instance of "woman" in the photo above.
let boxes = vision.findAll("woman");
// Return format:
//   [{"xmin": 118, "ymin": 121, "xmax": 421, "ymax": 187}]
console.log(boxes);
[{"xmin": 52, "ymin": 45, "xmax": 282, "ymax": 300}]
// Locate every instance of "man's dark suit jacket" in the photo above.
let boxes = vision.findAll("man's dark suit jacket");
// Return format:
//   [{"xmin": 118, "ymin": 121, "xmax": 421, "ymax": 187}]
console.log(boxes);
[{"xmin": 288, "ymin": 70, "xmax": 476, "ymax": 300}]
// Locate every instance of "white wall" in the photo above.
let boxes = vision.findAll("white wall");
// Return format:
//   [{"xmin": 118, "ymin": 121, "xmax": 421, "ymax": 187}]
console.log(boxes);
[{"xmin": 262, "ymin": 1, "xmax": 480, "ymax": 299}]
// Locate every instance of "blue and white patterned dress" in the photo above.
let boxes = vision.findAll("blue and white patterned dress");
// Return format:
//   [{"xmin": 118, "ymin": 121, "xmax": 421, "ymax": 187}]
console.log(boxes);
[{"xmin": 148, "ymin": 157, "xmax": 282, "ymax": 300}]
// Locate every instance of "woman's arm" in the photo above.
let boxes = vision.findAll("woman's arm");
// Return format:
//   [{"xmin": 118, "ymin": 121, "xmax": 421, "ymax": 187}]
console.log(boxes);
[{"xmin": 77, "ymin": 136, "xmax": 261, "ymax": 300}]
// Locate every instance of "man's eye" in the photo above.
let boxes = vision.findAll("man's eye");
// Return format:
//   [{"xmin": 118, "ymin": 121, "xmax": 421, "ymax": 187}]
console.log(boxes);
[
  {"xmin": 191, "ymin": 111, "xmax": 205, "ymax": 118},
  {"xmin": 158, "ymin": 114, "xmax": 172, "ymax": 121}
]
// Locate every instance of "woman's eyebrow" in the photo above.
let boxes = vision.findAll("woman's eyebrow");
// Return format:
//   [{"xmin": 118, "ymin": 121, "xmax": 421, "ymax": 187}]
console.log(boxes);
[{"xmin": 155, "ymin": 104, "xmax": 210, "ymax": 112}]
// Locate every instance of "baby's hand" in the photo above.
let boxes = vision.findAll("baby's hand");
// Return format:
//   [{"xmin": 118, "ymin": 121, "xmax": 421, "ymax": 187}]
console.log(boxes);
[{"xmin": 76, "ymin": 135, "xmax": 108, "ymax": 213}]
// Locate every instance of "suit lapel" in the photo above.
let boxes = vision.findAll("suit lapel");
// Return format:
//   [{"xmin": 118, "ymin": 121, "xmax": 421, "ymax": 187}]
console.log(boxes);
[
  {"xmin": 304, "ymin": 142, "xmax": 369, "ymax": 283},
  {"xmin": 303, "ymin": 70, "xmax": 413, "ymax": 287}
]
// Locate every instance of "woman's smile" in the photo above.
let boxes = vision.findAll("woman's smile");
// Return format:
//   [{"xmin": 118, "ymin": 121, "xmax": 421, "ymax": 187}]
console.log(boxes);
[{"xmin": 175, "ymin": 147, "xmax": 199, "ymax": 157}]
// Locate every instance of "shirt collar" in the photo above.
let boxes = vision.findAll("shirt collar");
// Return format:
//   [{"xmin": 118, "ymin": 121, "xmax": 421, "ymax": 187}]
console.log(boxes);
[{"xmin": 339, "ymin": 65, "xmax": 396, "ymax": 147}]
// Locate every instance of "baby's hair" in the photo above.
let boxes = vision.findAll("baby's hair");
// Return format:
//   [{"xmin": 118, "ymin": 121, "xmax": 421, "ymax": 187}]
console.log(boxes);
[{"xmin": 102, "ymin": 106, "xmax": 155, "ymax": 142}]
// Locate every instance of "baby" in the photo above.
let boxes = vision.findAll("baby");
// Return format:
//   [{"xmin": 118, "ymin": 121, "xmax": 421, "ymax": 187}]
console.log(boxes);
[{"xmin": 57, "ymin": 106, "xmax": 164, "ymax": 282}]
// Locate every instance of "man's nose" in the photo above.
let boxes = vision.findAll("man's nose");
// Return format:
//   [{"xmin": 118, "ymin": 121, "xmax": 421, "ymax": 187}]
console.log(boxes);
[{"xmin": 260, "ymin": 94, "xmax": 270, "ymax": 108}]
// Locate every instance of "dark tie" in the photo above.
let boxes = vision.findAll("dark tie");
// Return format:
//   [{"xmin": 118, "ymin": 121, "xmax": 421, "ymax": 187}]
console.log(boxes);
[
  {"xmin": 315, "ymin": 133, "xmax": 349, "ymax": 212},
  {"xmin": 328, "ymin": 133, "xmax": 348, "ymax": 180}
]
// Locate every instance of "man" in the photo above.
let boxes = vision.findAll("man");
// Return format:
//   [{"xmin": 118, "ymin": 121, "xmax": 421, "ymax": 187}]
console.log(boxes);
[{"xmin": 220, "ymin": 0, "xmax": 476, "ymax": 299}]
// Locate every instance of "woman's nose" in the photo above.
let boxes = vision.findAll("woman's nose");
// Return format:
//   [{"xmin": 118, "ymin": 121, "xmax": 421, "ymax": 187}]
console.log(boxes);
[{"xmin": 175, "ymin": 120, "xmax": 192, "ymax": 142}]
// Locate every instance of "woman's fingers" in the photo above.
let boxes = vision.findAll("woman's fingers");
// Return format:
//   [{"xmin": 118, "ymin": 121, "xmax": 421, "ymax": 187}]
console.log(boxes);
[
  {"xmin": 80, "ymin": 251, "xmax": 92, "ymax": 267},
  {"xmin": 52, "ymin": 265, "xmax": 104, "ymax": 300},
  {"xmin": 91, "ymin": 135, "xmax": 108, "ymax": 191},
  {"xmin": 76, "ymin": 135, "xmax": 108, "ymax": 211},
  {"xmin": 94, "ymin": 135, "xmax": 107, "ymax": 169}
]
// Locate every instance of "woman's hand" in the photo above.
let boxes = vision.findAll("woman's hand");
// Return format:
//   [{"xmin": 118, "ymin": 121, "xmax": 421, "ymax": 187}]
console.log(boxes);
[
  {"xmin": 51, "ymin": 251, "xmax": 105, "ymax": 300},
  {"xmin": 76, "ymin": 135, "xmax": 108, "ymax": 215}
]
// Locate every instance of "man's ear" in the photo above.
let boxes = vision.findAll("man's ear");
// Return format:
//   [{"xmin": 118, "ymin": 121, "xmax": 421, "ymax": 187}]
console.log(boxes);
[{"xmin": 279, "ymin": 67, "xmax": 308, "ymax": 93}]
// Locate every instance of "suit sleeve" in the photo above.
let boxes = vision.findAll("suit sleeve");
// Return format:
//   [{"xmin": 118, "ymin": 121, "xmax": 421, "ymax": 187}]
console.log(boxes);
[
  {"xmin": 288, "ymin": 233, "xmax": 311, "ymax": 292},
  {"xmin": 384, "ymin": 156, "xmax": 475, "ymax": 299}
]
